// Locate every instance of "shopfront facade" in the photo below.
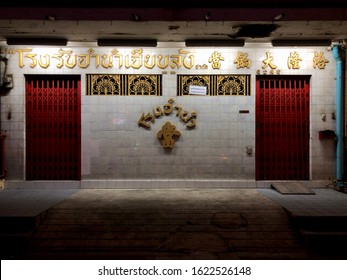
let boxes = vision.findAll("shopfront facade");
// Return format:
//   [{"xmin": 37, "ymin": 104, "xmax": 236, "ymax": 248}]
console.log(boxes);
[{"xmin": 0, "ymin": 42, "xmax": 343, "ymax": 188}]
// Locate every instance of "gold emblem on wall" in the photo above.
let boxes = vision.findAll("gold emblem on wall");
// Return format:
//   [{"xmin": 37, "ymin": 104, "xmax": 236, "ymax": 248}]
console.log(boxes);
[
  {"xmin": 138, "ymin": 98, "xmax": 197, "ymax": 149},
  {"xmin": 157, "ymin": 121, "xmax": 181, "ymax": 149}
]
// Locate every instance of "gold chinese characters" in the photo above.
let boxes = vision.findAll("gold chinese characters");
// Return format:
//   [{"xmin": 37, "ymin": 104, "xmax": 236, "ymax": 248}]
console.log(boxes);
[{"xmin": 5, "ymin": 47, "xmax": 330, "ymax": 71}]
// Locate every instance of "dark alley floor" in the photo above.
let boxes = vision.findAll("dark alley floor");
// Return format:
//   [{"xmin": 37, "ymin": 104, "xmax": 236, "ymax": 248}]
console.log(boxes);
[{"xmin": 1, "ymin": 186, "xmax": 347, "ymax": 260}]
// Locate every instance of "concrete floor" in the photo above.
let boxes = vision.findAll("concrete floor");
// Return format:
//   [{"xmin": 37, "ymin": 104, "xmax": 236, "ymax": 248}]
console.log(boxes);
[{"xmin": 1, "ymin": 186, "xmax": 347, "ymax": 260}]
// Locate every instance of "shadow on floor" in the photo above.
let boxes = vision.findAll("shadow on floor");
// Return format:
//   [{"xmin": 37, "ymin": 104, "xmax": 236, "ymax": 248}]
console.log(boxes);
[{"xmin": 1, "ymin": 188, "xmax": 347, "ymax": 260}]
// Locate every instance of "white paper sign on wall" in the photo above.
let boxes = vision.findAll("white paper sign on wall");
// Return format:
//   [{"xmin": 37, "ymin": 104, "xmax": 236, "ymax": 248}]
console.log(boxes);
[{"xmin": 189, "ymin": 85, "xmax": 207, "ymax": 95}]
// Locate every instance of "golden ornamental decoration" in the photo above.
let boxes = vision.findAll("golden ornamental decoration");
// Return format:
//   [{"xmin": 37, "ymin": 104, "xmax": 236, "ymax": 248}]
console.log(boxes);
[
  {"xmin": 87, "ymin": 74, "xmax": 162, "ymax": 95},
  {"xmin": 177, "ymin": 74, "xmax": 251, "ymax": 96},
  {"xmin": 157, "ymin": 121, "xmax": 181, "ymax": 149}
]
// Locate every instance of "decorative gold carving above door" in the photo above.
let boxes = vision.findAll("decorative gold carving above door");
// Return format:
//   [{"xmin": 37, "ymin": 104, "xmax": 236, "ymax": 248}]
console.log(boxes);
[
  {"xmin": 177, "ymin": 74, "xmax": 251, "ymax": 96},
  {"xmin": 86, "ymin": 74, "xmax": 162, "ymax": 96}
]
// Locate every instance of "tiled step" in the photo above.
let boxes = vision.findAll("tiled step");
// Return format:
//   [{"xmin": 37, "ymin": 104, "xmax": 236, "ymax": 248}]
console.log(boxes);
[
  {"xmin": 290, "ymin": 216, "xmax": 347, "ymax": 231},
  {"xmin": 0, "ymin": 214, "xmax": 47, "ymax": 259},
  {"xmin": 287, "ymin": 214, "xmax": 347, "ymax": 257}
]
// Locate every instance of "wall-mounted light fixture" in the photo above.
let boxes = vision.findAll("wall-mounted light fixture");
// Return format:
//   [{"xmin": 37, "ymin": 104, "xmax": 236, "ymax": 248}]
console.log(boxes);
[
  {"xmin": 272, "ymin": 39, "xmax": 332, "ymax": 47},
  {"xmin": 204, "ymin": 12, "xmax": 211, "ymax": 21},
  {"xmin": 97, "ymin": 39, "xmax": 158, "ymax": 47},
  {"xmin": 131, "ymin": 14, "xmax": 141, "ymax": 21},
  {"xmin": 6, "ymin": 38, "xmax": 68, "ymax": 46},
  {"xmin": 0, "ymin": 51, "xmax": 13, "ymax": 89},
  {"xmin": 45, "ymin": 15, "xmax": 56, "ymax": 21},
  {"xmin": 0, "ymin": 54, "xmax": 8, "ymax": 87},
  {"xmin": 273, "ymin": 12, "xmax": 285, "ymax": 21},
  {"xmin": 185, "ymin": 39, "xmax": 245, "ymax": 47}
]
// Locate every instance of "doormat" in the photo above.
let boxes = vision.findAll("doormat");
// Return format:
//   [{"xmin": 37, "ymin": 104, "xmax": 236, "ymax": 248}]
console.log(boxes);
[{"xmin": 271, "ymin": 182, "xmax": 315, "ymax": 195}]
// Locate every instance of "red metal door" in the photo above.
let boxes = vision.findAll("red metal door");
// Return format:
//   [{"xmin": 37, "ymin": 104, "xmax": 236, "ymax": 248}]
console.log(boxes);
[
  {"xmin": 256, "ymin": 75, "xmax": 310, "ymax": 180},
  {"xmin": 26, "ymin": 75, "xmax": 81, "ymax": 180}
]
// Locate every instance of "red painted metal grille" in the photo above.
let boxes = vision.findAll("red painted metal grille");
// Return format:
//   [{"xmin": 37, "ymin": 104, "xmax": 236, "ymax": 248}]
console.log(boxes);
[
  {"xmin": 0, "ymin": 134, "xmax": 5, "ymax": 178},
  {"xmin": 256, "ymin": 75, "xmax": 310, "ymax": 180},
  {"xmin": 26, "ymin": 75, "xmax": 81, "ymax": 180}
]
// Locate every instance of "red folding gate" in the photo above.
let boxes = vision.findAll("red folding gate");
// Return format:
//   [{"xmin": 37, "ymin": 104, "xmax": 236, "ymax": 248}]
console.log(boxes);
[
  {"xmin": 256, "ymin": 75, "xmax": 310, "ymax": 180},
  {"xmin": 26, "ymin": 75, "xmax": 81, "ymax": 180}
]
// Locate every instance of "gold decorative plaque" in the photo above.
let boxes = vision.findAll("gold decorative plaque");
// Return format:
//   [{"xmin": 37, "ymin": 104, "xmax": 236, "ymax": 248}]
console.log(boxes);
[{"xmin": 157, "ymin": 121, "xmax": 181, "ymax": 149}]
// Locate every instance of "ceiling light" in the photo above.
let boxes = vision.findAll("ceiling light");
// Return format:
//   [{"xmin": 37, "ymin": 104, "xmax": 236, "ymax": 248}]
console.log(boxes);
[
  {"xmin": 185, "ymin": 39, "xmax": 245, "ymax": 47},
  {"xmin": 97, "ymin": 39, "xmax": 157, "ymax": 47},
  {"xmin": 272, "ymin": 39, "xmax": 332, "ymax": 46},
  {"xmin": 6, "ymin": 38, "xmax": 67, "ymax": 46}
]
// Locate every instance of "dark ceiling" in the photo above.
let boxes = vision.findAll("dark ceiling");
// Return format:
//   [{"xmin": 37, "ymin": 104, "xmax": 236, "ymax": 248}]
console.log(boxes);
[{"xmin": 0, "ymin": 2, "xmax": 346, "ymax": 44}]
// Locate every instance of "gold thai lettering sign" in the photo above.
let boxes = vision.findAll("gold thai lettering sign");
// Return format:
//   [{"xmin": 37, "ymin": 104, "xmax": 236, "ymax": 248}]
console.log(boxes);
[
  {"xmin": 138, "ymin": 98, "xmax": 197, "ymax": 149},
  {"xmin": 14, "ymin": 48, "xmax": 194, "ymax": 70},
  {"xmin": 1, "ymin": 47, "xmax": 330, "ymax": 71}
]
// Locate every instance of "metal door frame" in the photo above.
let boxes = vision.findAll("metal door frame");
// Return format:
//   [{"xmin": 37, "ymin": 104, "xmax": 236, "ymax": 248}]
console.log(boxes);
[
  {"xmin": 25, "ymin": 74, "xmax": 81, "ymax": 180},
  {"xmin": 255, "ymin": 75, "xmax": 310, "ymax": 180}
]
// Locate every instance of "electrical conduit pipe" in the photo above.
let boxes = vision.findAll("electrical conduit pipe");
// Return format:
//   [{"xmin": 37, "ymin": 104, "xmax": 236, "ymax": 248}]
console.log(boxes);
[{"xmin": 332, "ymin": 45, "xmax": 345, "ymax": 189}]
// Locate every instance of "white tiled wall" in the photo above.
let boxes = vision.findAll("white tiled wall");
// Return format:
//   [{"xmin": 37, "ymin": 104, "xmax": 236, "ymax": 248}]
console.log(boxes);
[{"xmin": 0, "ymin": 43, "xmax": 344, "ymax": 187}]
